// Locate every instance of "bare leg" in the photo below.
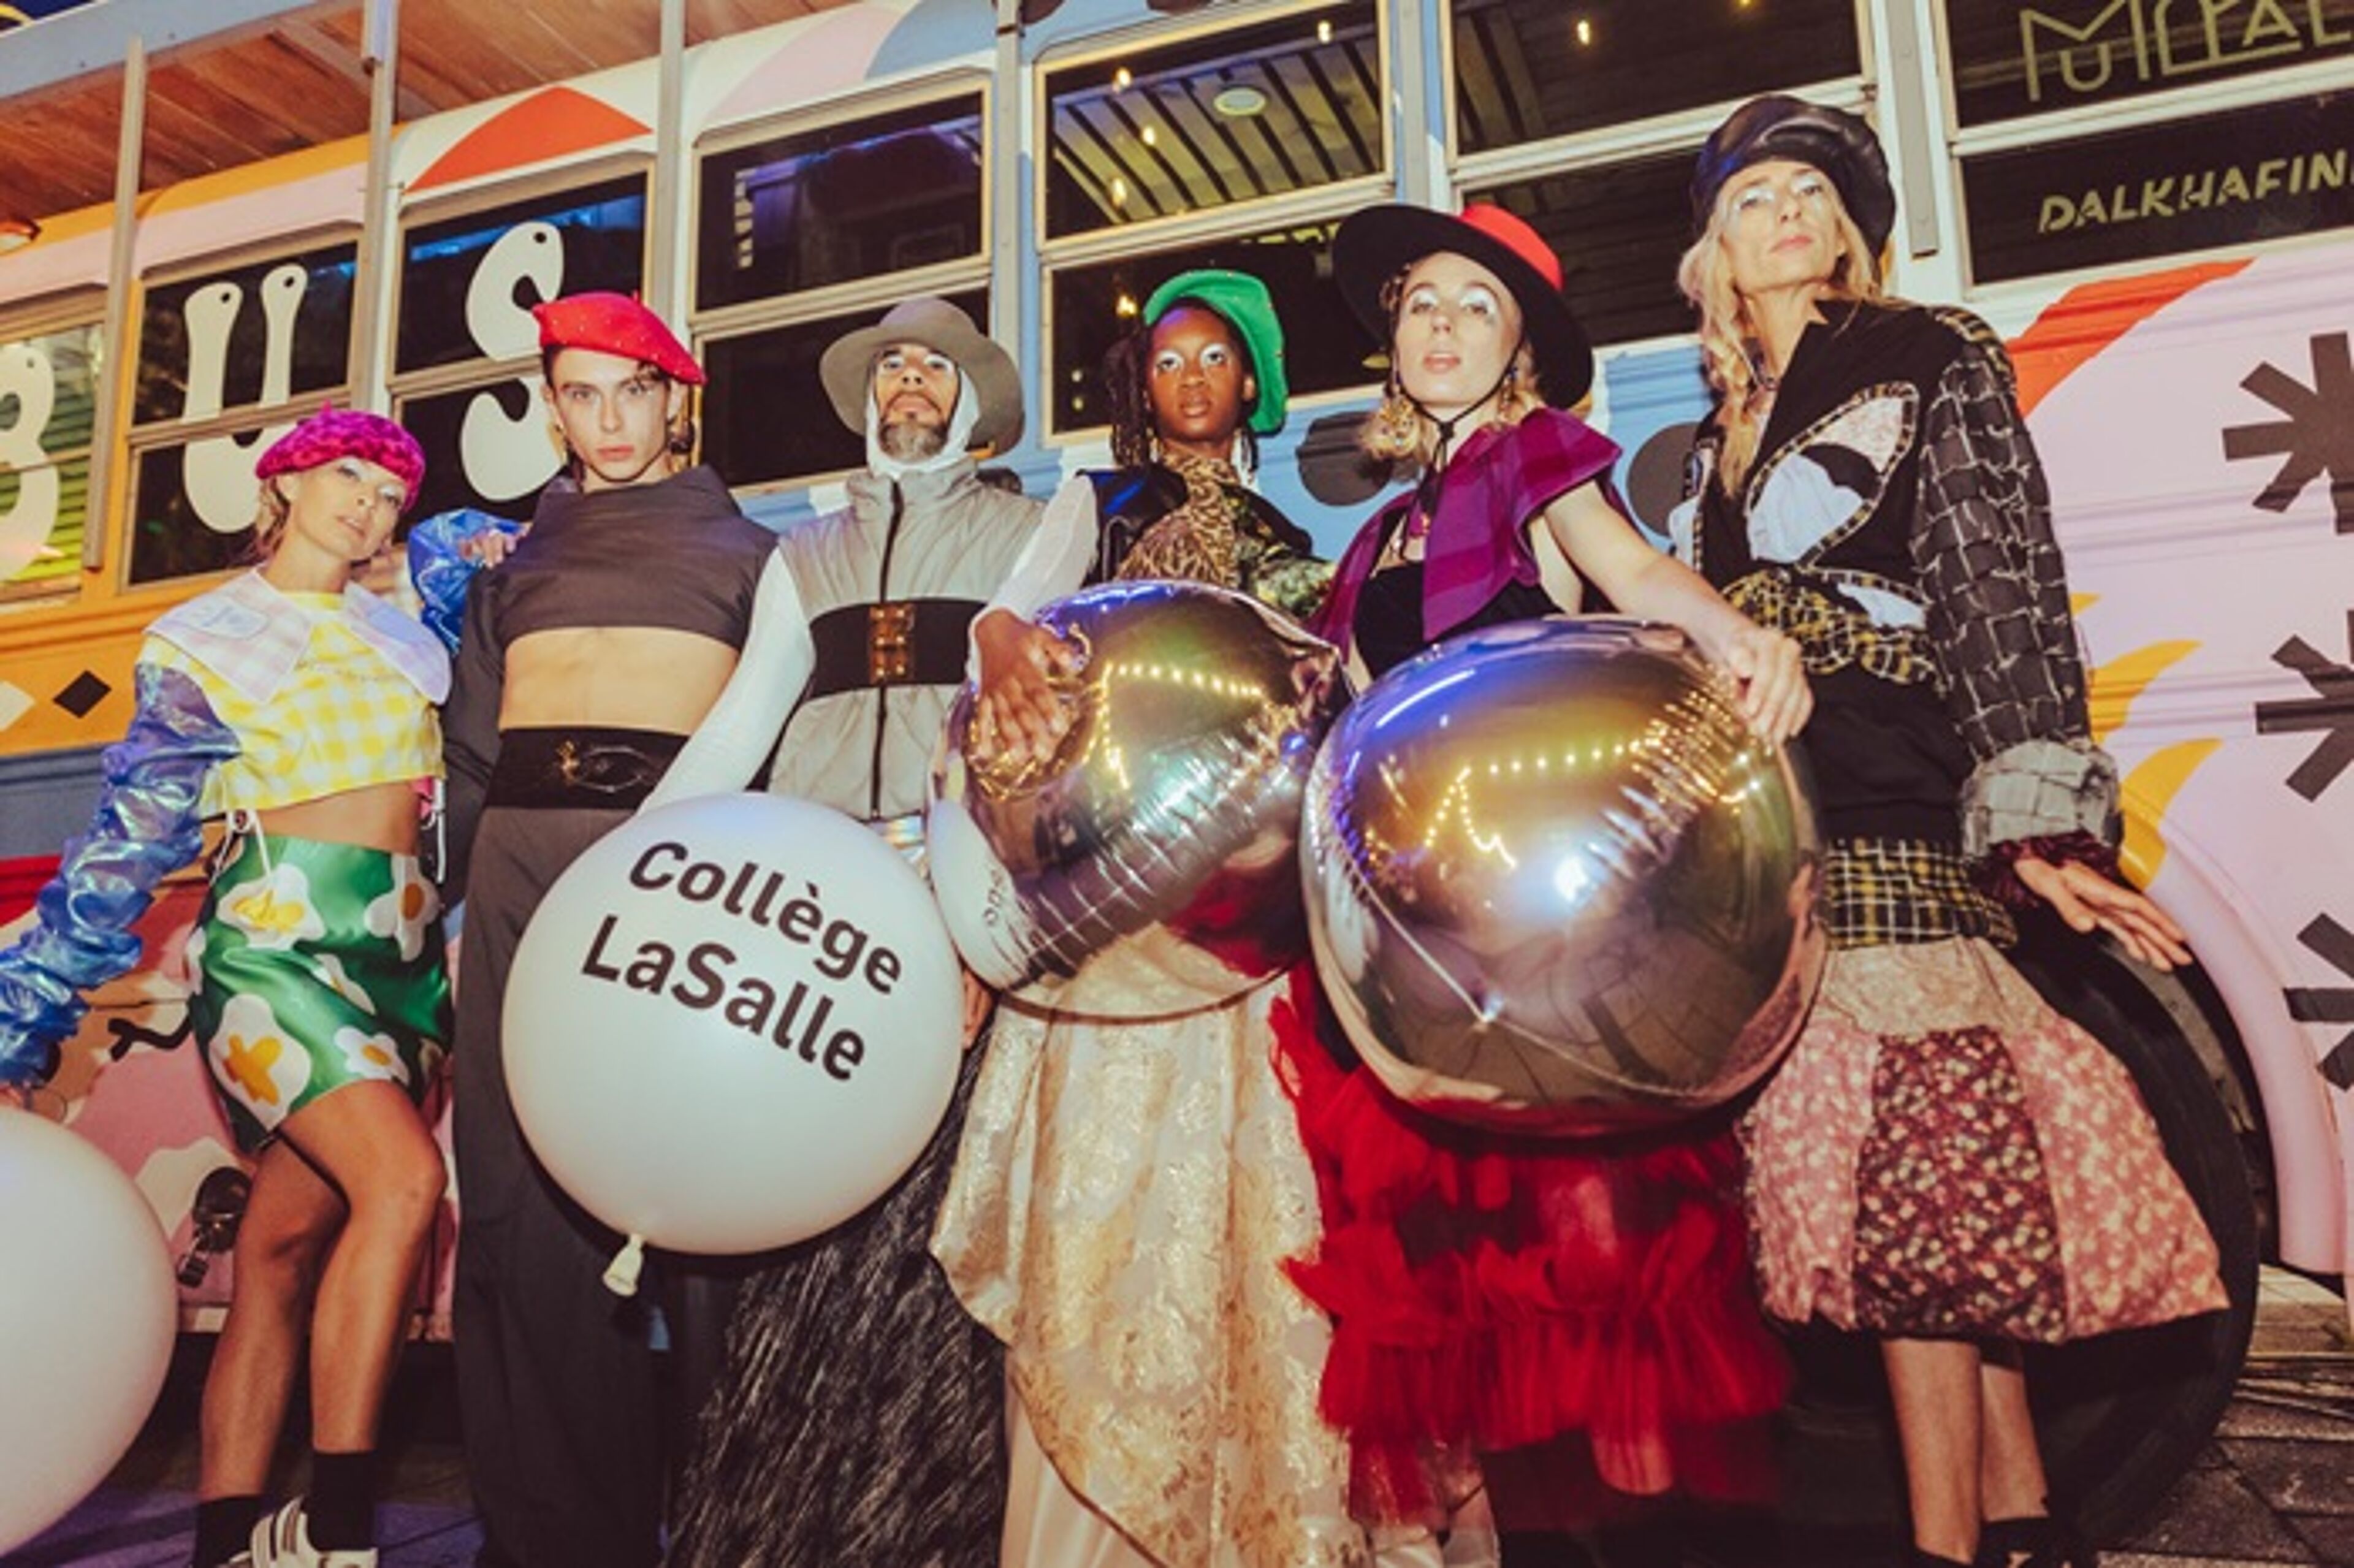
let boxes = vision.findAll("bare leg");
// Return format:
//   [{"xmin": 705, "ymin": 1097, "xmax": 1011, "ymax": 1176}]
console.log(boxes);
[
  {"xmin": 199, "ymin": 1140, "xmax": 346, "ymax": 1499},
  {"xmin": 1882, "ymin": 1337, "xmax": 1983, "ymax": 1563},
  {"xmin": 1979, "ymin": 1347, "xmax": 2054, "ymax": 1558},
  {"xmin": 276, "ymin": 1081, "xmax": 446, "ymax": 1451}
]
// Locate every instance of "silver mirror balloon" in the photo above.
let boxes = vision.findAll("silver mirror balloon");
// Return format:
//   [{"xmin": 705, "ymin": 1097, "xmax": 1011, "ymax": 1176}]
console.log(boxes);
[
  {"xmin": 1303, "ymin": 617, "xmax": 1825, "ymax": 1137},
  {"xmin": 928, "ymin": 579, "xmax": 1345, "ymax": 1010}
]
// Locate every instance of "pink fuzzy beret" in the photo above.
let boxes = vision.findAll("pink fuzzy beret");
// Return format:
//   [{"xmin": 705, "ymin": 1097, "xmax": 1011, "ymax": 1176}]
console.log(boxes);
[{"xmin": 254, "ymin": 410, "xmax": 427, "ymax": 509}]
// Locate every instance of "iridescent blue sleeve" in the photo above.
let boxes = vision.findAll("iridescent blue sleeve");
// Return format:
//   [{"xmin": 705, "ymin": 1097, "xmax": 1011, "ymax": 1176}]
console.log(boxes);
[
  {"xmin": 0, "ymin": 663, "xmax": 237, "ymax": 1085},
  {"xmin": 407, "ymin": 508, "xmax": 523, "ymax": 653}
]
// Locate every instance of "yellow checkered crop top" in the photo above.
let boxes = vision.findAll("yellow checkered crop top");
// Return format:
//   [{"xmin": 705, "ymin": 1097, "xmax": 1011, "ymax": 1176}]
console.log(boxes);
[{"xmin": 139, "ymin": 572, "xmax": 450, "ymax": 817}]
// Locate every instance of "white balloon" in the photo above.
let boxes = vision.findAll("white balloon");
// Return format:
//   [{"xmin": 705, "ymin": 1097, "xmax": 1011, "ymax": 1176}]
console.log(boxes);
[
  {"xmin": 0, "ymin": 1113, "xmax": 177, "ymax": 1554},
  {"xmin": 502, "ymin": 793, "xmax": 964, "ymax": 1263}
]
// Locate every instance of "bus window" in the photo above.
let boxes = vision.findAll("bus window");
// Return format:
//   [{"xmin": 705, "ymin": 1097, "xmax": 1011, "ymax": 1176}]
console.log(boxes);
[
  {"xmin": 124, "ymin": 241, "xmax": 357, "ymax": 586},
  {"xmin": 390, "ymin": 172, "xmax": 650, "ymax": 519},
  {"xmin": 1450, "ymin": 0, "xmax": 1859, "ymax": 153},
  {"xmin": 1040, "ymin": 0, "xmax": 1384, "ymax": 242},
  {"xmin": 0, "ymin": 317, "xmax": 98, "ymax": 603},
  {"xmin": 696, "ymin": 93, "xmax": 985, "ymax": 313}
]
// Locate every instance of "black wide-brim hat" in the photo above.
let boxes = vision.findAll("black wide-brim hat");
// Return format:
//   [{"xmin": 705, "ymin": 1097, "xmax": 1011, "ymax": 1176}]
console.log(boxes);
[
  {"xmin": 1690, "ymin": 94, "xmax": 1896, "ymax": 256},
  {"xmin": 1332, "ymin": 202, "xmax": 1594, "ymax": 408}
]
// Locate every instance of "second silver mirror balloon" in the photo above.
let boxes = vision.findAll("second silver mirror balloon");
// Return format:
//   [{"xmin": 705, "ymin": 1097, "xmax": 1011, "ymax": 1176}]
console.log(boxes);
[
  {"xmin": 929, "ymin": 579, "xmax": 1344, "ymax": 1008},
  {"xmin": 1303, "ymin": 617, "xmax": 1825, "ymax": 1136}
]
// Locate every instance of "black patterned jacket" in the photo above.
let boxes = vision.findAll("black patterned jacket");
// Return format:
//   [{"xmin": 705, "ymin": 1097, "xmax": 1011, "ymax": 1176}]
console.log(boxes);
[{"xmin": 1673, "ymin": 300, "xmax": 2119, "ymax": 947}]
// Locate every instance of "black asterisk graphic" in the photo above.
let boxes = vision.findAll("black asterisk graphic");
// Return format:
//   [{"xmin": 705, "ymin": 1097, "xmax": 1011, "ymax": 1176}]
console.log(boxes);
[
  {"xmin": 2288, "ymin": 915, "xmax": 2354, "ymax": 1090},
  {"xmin": 2258, "ymin": 611, "xmax": 2354, "ymax": 801},
  {"xmin": 2223, "ymin": 331, "xmax": 2354, "ymax": 533}
]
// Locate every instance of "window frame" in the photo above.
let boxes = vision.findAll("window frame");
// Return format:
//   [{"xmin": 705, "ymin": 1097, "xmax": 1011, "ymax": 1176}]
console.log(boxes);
[
  {"xmin": 386, "ymin": 154, "xmax": 655, "ymax": 403},
  {"xmin": 120, "ymin": 225, "xmax": 364, "ymax": 593},
  {"xmin": 381, "ymin": 156, "xmax": 656, "ymax": 520},
  {"xmin": 1439, "ymin": 0, "xmax": 1876, "ymax": 356},
  {"xmin": 1033, "ymin": 0, "xmax": 1395, "ymax": 452},
  {"xmin": 689, "ymin": 74, "xmax": 997, "ymax": 495},
  {"xmin": 0, "ymin": 289, "xmax": 105, "ymax": 606},
  {"xmin": 1931, "ymin": 0, "xmax": 2354, "ymax": 302}
]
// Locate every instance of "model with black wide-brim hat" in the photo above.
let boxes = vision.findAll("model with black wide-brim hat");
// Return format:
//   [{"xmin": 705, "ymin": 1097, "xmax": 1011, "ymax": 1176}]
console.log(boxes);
[{"xmin": 1332, "ymin": 200, "xmax": 1593, "ymax": 408}]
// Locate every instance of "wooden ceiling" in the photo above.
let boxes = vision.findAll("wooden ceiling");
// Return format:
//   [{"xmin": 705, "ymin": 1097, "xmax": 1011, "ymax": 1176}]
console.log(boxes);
[{"xmin": 0, "ymin": 0, "xmax": 845, "ymax": 230}]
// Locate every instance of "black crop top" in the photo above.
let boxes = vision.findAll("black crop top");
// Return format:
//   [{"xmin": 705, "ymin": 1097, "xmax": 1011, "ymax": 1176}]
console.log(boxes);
[{"xmin": 483, "ymin": 467, "xmax": 774, "ymax": 647}]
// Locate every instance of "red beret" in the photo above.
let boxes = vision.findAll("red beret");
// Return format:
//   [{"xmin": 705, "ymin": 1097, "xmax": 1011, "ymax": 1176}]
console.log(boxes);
[
  {"xmin": 255, "ymin": 409, "xmax": 426, "ymax": 509},
  {"xmin": 531, "ymin": 292, "xmax": 705, "ymax": 386}
]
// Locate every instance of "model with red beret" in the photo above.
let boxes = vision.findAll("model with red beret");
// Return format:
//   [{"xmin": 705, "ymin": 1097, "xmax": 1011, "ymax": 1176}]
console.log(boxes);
[{"xmin": 426, "ymin": 286, "xmax": 778, "ymax": 1568}]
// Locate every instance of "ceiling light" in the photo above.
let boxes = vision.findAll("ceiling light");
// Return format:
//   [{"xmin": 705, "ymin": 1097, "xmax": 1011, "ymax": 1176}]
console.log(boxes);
[
  {"xmin": 1213, "ymin": 85, "xmax": 1268, "ymax": 117},
  {"xmin": 1113, "ymin": 66, "xmax": 1132, "ymax": 90},
  {"xmin": 1317, "ymin": 19, "xmax": 1333, "ymax": 42}
]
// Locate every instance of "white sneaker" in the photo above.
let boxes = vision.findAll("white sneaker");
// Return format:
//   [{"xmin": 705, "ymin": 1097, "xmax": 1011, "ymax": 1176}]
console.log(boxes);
[{"xmin": 248, "ymin": 1499, "xmax": 378, "ymax": 1568}]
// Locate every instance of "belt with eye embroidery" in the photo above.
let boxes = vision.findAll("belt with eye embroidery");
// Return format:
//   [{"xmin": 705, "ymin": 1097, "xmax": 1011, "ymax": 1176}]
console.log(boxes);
[{"xmin": 486, "ymin": 726, "xmax": 686, "ymax": 809}]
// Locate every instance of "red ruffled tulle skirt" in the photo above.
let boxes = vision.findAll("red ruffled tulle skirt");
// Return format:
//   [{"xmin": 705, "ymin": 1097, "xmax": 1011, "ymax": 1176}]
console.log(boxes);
[{"xmin": 1268, "ymin": 980, "xmax": 1789, "ymax": 1532}]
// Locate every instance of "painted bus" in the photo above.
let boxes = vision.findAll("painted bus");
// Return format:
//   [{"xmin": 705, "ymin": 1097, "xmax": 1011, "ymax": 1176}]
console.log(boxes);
[{"xmin": 1, "ymin": 0, "xmax": 2347, "ymax": 1540}]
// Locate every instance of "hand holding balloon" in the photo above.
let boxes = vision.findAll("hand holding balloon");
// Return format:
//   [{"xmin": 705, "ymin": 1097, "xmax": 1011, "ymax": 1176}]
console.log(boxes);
[
  {"xmin": 1718, "ymin": 620, "xmax": 1811, "ymax": 743},
  {"xmin": 959, "ymin": 965, "xmax": 994, "ymax": 1048},
  {"xmin": 930, "ymin": 579, "xmax": 1344, "ymax": 1010},
  {"xmin": 971, "ymin": 609, "xmax": 1084, "ymax": 773}
]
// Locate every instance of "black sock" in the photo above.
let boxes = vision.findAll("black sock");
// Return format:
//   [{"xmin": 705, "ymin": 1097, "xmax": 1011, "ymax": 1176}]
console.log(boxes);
[
  {"xmin": 306, "ymin": 1450, "xmax": 377, "ymax": 1551},
  {"xmin": 194, "ymin": 1494, "xmax": 265, "ymax": 1568}
]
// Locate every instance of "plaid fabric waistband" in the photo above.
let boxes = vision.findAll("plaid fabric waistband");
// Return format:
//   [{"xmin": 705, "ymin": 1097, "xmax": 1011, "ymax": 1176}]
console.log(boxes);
[{"xmin": 1824, "ymin": 837, "xmax": 2014, "ymax": 950}]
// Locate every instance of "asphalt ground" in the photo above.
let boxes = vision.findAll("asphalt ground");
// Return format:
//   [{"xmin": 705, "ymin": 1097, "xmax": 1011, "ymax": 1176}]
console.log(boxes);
[{"xmin": 7, "ymin": 1269, "xmax": 2348, "ymax": 1568}]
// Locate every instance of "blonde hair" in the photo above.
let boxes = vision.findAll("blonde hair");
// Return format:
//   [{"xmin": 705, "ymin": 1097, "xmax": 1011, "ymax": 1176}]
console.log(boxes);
[
  {"xmin": 1358, "ymin": 267, "xmax": 1548, "ymax": 471},
  {"xmin": 246, "ymin": 475, "xmax": 294, "ymax": 563},
  {"xmin": 1675, "ymin": 181, "xmax": 1886, "ymax": 493}
]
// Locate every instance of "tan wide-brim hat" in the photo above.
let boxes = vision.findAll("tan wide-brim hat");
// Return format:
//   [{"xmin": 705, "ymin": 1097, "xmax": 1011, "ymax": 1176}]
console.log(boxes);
[{"xmin": 818, "ymin": 297, "xmax": 1026, "ymax": 452}]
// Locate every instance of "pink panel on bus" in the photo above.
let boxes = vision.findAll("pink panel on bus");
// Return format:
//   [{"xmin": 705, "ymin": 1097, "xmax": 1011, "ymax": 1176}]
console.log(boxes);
[{"xmin": 707, "ymin": 6, "xmax": 903, "ymax": 127}]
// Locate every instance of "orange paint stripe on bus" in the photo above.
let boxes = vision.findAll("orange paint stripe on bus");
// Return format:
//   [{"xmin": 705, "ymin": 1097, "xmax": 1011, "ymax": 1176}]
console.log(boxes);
[
  {"xmin": 414, "ymin": 87, "xmax": 652, "ymax": 192},
  {"xmin": 2009, "ymin": 259, "xmax": 2250, "ymax": 416}
]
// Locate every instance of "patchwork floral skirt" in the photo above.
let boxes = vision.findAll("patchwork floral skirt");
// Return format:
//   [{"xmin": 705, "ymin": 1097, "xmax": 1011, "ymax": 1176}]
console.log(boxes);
[
  {"xmin": 1743, "ymin": 937, "xmax": 2226, "ymax": 1342},
  {"xmin": 188, "ymin": 831, "xmax": 450, "ymax": 1151}
]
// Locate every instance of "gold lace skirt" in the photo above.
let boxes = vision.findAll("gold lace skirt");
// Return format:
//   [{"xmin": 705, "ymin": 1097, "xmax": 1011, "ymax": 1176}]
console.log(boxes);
[{"xmin": 933, "ymin": 962, "xmax": 1368, "ymax": 1568}]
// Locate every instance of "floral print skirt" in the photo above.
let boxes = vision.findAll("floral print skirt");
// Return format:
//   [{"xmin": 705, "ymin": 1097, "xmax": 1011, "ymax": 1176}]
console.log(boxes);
[
  {"xmin": 188, "ymin": 831, "xmax": 449, "ymax": 1151},
  {"xmin": 1744, "ymin": 937, "xmax": 2225, "ymax": 1342}
]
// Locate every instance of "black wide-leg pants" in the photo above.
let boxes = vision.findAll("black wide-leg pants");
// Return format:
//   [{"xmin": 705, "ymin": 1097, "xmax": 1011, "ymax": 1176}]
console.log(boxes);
[{"xmin": 452, "ymin": 805, "xmax": 734, "ymax": 1568}]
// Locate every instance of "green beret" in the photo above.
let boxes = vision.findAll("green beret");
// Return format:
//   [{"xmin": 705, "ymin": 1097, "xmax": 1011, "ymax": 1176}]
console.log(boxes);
[{"xmin": 1142, "ymin": 268, "xmax": 1289, "ymax": 436}]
